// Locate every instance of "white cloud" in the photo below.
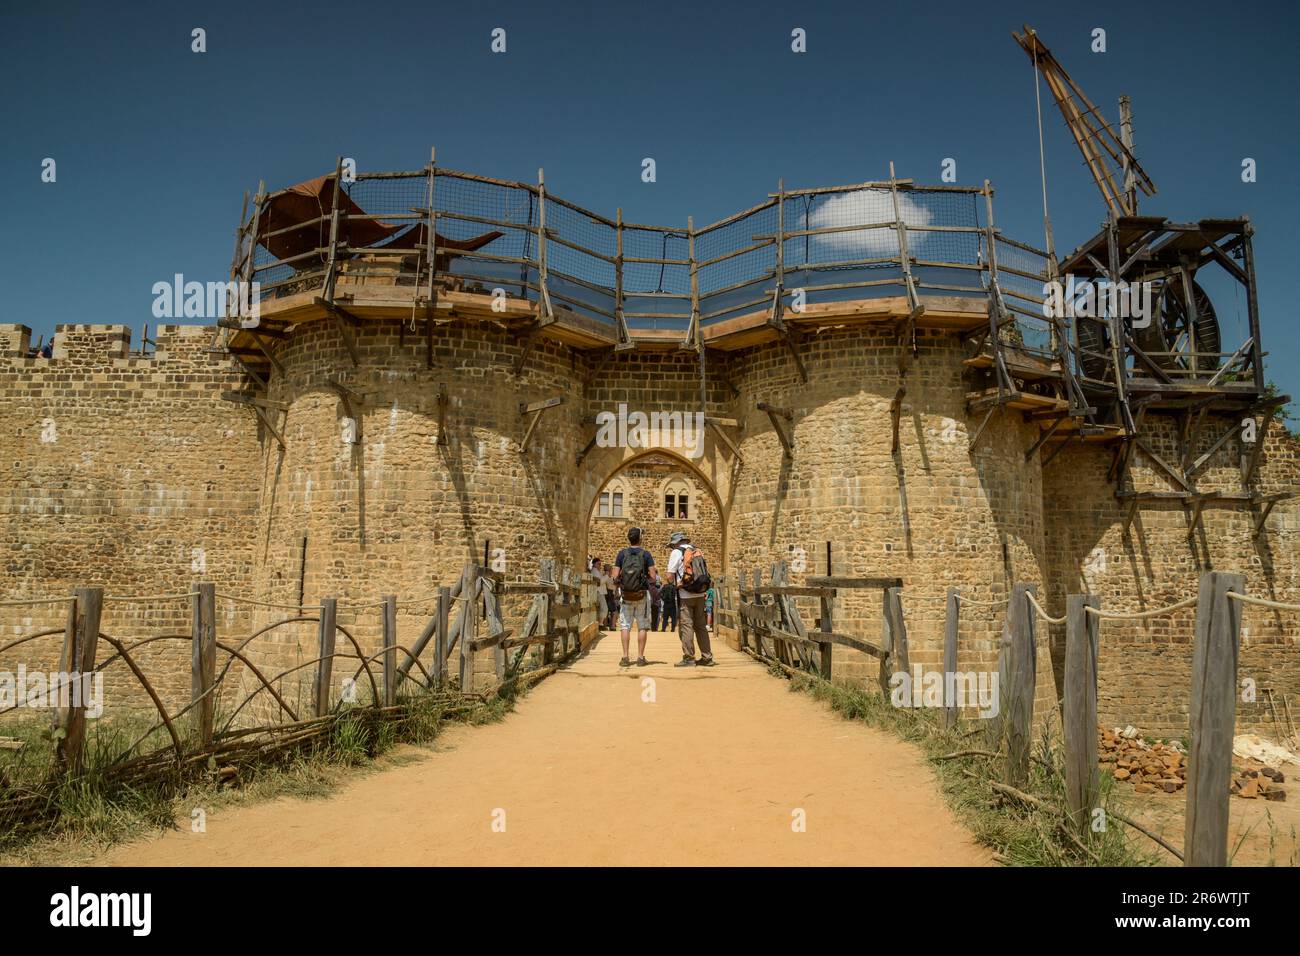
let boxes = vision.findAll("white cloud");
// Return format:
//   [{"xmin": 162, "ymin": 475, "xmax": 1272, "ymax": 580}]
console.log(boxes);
[{"xmin": 804, "ymin": 189, "xmax": 932, "ymax": 260}]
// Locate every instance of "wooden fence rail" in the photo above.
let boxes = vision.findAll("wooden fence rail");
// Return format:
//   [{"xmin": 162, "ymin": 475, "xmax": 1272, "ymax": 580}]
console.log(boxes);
[
  {"xmin": 0, "ymin": 557, "xmax": 602, "ymax": 799},
  {"xmin": 733, "ymin": 561, "xmax": 904, "ymax": 687}
]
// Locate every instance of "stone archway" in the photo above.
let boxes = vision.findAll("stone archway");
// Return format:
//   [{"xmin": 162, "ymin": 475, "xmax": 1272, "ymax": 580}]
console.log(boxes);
[{"xmin": 582, "ymin": 447, "xmax": 729, "ymax": 575}]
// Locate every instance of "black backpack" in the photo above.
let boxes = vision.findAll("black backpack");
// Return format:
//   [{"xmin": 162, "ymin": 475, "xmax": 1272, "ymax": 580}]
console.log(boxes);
[{"xmin": 619, "ymin": 548, "xmax": 651, "ymax": 598}]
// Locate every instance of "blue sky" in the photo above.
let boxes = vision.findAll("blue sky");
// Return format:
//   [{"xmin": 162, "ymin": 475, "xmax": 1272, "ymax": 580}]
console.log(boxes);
[{"xmin": 3, "ymin": 0, "xmax": 1297, "ymax": 408}]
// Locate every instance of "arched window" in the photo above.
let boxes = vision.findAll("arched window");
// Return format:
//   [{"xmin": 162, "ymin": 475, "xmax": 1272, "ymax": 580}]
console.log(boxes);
[
  {"xmin": 661, "ymin": 477, "xmax": 692, "ymax": 520},
  {"xmin": 596, "ymin": 477, "xmax": 629, "ymax": 519}
]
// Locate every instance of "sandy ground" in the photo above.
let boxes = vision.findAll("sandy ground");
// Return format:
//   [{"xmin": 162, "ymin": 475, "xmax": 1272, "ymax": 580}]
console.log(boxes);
[
  {"xmin": 94, "ymin": 629, "xmax": 988, "ymax": 867},
  {"xmin": 1119, "ymin": 784, "xmax": 1300, "ymax": 866}
]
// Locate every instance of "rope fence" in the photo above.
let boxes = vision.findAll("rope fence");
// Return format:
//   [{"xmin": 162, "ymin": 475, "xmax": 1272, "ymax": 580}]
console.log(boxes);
[{"xmin": 1226, "ymin": 591, "xmax": 1300, "ymax": 612}]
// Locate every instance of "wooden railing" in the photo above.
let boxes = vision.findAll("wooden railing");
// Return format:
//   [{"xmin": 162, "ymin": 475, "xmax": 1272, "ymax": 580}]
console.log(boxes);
[
  {"xmin": 0, "ymin": 558, "xmax": 601, "ymax": 825},
  {"xmin": 723, "ymin": 562, "xmax": 909, "ymax": 690}
]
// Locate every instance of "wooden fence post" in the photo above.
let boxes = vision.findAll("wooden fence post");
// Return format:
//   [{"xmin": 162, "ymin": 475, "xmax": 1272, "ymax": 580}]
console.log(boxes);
[
  {"xmin": 382, "ymin": 595, "xmax": 397, "ymax": 706},
  {"xmin": 1006, "ymin": 582, "xmax": 1037, "ymax": 786},
  {"xmin": 484, "ymin": 577, "xmax": 505, "ymax": 681},
  {"xmin": 1184, "ymin": 570, "xmax": 1243, "ymax": 867},
  {"xmin": 54, "ymin": 596, "xmax": 78, "ymax": 729},
  {"xmin": 459, "ymin": 565, "xmax": 477, "ymax": 691},
  {"xmin": 57, "ymin": 587, "xmax": 102, "ymax": 772},
  {"xmin": 751, "ymin": 568, "xmax": 765, "ymax": 658},
  {"xmin": 986, "ymin": 618, "xmax": 1013, "ymax": 752},
  {"xmin": 818, "ymin": 586, "xmax": 834, "ymax": 680},
  {"xmin": 541, "ymin": 559, "xmax": 555, "ymax": 664},
  {"xmin": 191, "ymin": 582, "xmax": 217, "ymax": 745},
  {"xmin": 736, "ymin": 568, "xmax": 749, "ymax": 652},
  {"xmin": 1064, "ymin": 593, "xmax": 1100, "ymax": 834},
  {"xmin": 433, "ymin": 586, "xmax": 450, "ymax": 688},
  {"xmin": 314, "ymin": 597, "xmax": 337, "ymax": 717},
  {"xmin": 943, "ymin": 587, "xmax": 959, "ymax": 729},
  {"xmin": 882, "ymin": 586, "xmax": 910, "ymax": 694}
]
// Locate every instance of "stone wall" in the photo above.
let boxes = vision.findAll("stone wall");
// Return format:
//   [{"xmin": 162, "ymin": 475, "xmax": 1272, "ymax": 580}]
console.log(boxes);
[
  {"xmin": 724, "ymin": 325, "xmax": 1057, "ymax": 723},
  {"xmin": 1, "ymin": 315, "xmax": 1295, "ymax": 734},
  {"xmin": 0, "ymin": 323, "xmax": 260, "ymax": 715},
  {"xmin": 1041, "ymin": 413, "xmax": 1300, "ymax": 738}
]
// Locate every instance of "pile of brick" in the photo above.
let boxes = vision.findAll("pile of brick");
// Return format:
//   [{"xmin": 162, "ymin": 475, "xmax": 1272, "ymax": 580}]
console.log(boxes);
[
  {"xmin": 1100, "ymin": 727, "xmax": 1187, "ymax": 794},
  {"xmin": 1230, "ymin": 767, "xmax": 1287, "ymax": 801},
  {"xmin": 1099, "ymin": 727, "xmax": 1289, "ymax": 801}
]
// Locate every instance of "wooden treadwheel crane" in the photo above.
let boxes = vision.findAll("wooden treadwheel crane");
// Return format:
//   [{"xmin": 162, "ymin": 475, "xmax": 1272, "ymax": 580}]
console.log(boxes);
[{"xmin": 1012, "ymin": 25, "xmax": 1157, "ymax": 218}]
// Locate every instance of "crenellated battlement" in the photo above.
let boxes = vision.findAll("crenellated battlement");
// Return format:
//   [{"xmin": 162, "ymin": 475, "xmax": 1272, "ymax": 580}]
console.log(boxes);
[{"xmin": 1, "ymin": 322, "xmax": 224, "ymax": 370}]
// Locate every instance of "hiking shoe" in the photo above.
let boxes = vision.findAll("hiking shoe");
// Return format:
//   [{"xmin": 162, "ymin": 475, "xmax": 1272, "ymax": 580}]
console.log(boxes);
[
  {"xmin": 674, "ymin": 658, "xmax": 696, "ymax": 668},
  {"xmin": 636, "ymin": 657, "xmax": 648, "ymax": 666},
  {"xmin": 696, "ymin": 657, "xmax": 716, "ymax": 667},
  {"xmin": 619, "ymin": 657, "xmax": 631, "ymax": 667}
]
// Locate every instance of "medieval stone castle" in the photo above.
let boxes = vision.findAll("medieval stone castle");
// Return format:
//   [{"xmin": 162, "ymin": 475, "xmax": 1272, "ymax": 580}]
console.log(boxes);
[{"xmin": 2, "ymin": 159, "xmax": 1295, "ymax": 736}]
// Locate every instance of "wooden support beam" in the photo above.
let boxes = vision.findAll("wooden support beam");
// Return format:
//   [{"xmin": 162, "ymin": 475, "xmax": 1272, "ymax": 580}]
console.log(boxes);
[
  {"xmin": 969, "ymin": 403, "xmax": 999, "ymax": 449},
  {"xmin": 757, "ymin": 402, "xmax": 794, "ymax": 458},
  {"xmin": 248, "ymin": 328, "xmax": 285, "ymax": 377},
  {"xmin": 806, "ymin": 575, "xmax": 902, "ymax": 590},
  {"xmin": 313, "ymin": 297, "xmax": 362, "ymax": 366},
  {"xmin": 1134, "ymin": 438, "xmax": 1192, "ymax": 493},
  {"xmin": 1122, "ymin": 496, "xmax": 1140, "ymax": 535},
  {"xmin": 575, "ymin": 431, "xmax": 599, "ymax": 466},
  {"xmin": 1024, "ymin": 414, "xmax": 1067, "ymax": 461},
  {"xmin": 1204, "ymin": 337, "xmax": 1254, "ymax": 389},
  {"xmin": 1242, "ymin": 404, "xmax": 1282, "ymax": 486},
  {"xmin": 1039, "ymin": 430, "xmax": 1079, "ymax": 469},
  {"xmin": 1188, "ymin": 421, "xmax": 1238, "ymax": 477},
  {"xmin": 228, "ymin": 351, "xmax": 269, "ymax": 391},
  {"xmin": 889, "ymin": 387, "xmax": 906, "ymax": 456},
  {"xmin": 519, "ymin": 395, "xmax": 565, "ymax": 452},
  {"xmin": 435, "ymin": 383, "xmax": 448, "ymax": 447},
  {"xmin": 707, "ymin": 417, "xmax": 744, "ymax": 465},
  {"xmin": 1186, "ymin": 492, "xmax": 1211, "ymax": 541},
  {"xmin": 252, "ymin": 405, "xmax": 286, "ymax": 449},
  {"xmin": 1252, "ymin": 495, "xmax": 1286, "ymax": 538}
]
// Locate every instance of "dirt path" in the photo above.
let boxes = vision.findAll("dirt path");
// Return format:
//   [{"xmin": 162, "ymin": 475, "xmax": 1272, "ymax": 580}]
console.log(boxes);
[{"xmin": 96, "ymin": 630, "xmax": 989, "ymax": 866}]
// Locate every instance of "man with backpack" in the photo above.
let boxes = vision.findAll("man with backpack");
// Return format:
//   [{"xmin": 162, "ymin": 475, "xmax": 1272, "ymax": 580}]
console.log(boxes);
[
  {"xmin": 666, "ymin": 531, "xmax": 714, "ymax": 667},
  {"xmin": 612, "ymin": 527, "xmax": 659, "ymax": 667}
]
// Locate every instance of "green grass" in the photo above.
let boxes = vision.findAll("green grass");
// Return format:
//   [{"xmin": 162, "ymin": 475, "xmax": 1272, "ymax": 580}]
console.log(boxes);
[
  {"xmin": 784, "ymin": 670, "xmax": 1159, "ymax": 867},
  {"xmin": 0, "ymin": 680, "xmax": 529, "ymax": 862}
]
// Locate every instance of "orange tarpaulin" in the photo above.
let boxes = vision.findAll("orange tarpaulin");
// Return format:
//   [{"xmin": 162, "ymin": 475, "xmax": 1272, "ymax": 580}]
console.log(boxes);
[{"xmin": 257, "ymin": 174, "xmax": 504, "ymax": 264}]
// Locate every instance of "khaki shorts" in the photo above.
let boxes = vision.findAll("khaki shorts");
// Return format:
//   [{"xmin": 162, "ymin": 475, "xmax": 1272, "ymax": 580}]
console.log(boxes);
[{"xmin": 618, "ymin": 596, "xmax": 652, "ymax": 631}]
